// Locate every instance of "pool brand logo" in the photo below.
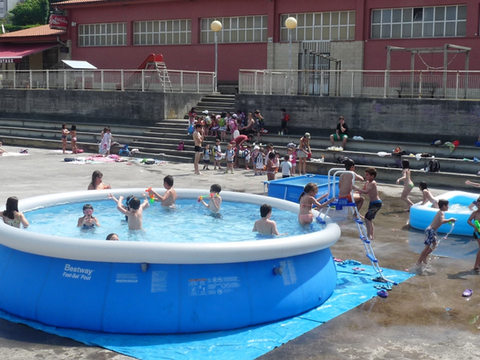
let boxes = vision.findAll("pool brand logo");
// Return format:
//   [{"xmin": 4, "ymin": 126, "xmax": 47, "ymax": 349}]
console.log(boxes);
[{"xmin": 62, "ymin": 263, "xmax": 95, "ymax": 281}]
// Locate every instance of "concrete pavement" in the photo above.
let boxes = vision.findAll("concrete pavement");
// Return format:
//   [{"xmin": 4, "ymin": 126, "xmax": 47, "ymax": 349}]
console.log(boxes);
[{"xmin": 0, "ymin": 145, "xmax": 479, "ymax": 360}]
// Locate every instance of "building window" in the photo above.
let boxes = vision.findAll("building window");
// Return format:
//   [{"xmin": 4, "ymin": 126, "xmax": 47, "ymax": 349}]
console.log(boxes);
[
  {"xmin": 279, "ymin": 12, "xmax": 355, "ymax": 42},
  {"xmin": 78, "ymin": 23, "xmax": 127, "ymax": 46},
  {"xmin": 0, "ymin": 0, "xmax": 6, "ymax": 19},
  {"xmin": 200, "ymin": 16, "xmax": 268, "ymax": 43},
  {"xmin": 43, "ymin": 47, "xmax": 59, "ymax": 69},
  {"xmin": 371, "ymin": 5, "xmax": 467, "ymax": 39},
  {"xmin": 134, "ymin": 19, "xmax": 191, "ymax": 45}
]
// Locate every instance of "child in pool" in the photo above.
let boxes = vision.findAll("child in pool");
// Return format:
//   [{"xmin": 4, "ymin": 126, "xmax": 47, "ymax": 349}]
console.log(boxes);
[
  {"xmin": 467, "ymin": 198, "xmax": 480, "ymax": 270},
  {"xmin": 147, "ymin": 175, "xmax": 177, "ymax": 207},
  {"xmin": 416, "ymin": 199, "xmax": 456, "ymax": 270},
  {"xmin": 61, "ymin": 124, "xmax": 70, "ymax": 154},
  {"xmin": 253, "ymin": 204, "xmax": 280, "ymax": 235},
  {"xmin": 198, "ymin": 184, "xmax": 222, "ymax": 213},
  {"xmin": 298, "ymin": 183, "xmax": 334, "ymax": 225},
  {"xmin": 1, "ymin": 196, "xmax": 29, "ymax": 229},
  {"xmin": 396, "ymin": 159, "xmax": 414, "ymax": 210},
  {"xmin": 419, "ymin": 181, "xmax": 438, "ymax": 208},
  {"xmin": 77, "ymin": 204, "xmax": 100, "ymax": 228},
  {"xmin": 109, "ymin": 194, "xmax": 149, "ymax": 230},
  {"xmin": 106, "ymin": 233, "xmax": 119, "ymax": 241}
]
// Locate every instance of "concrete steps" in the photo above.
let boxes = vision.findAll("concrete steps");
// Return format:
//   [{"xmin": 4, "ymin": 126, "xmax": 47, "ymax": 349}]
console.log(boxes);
[{"xmin": 193, "ymin": 94, "xmax": 236, "ymax": 116}]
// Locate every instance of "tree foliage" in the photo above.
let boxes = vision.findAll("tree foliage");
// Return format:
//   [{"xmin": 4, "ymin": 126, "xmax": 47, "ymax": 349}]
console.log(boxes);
[{"xmin": 8, "ymin": 0, "xmax": 50, "ymax": 26}]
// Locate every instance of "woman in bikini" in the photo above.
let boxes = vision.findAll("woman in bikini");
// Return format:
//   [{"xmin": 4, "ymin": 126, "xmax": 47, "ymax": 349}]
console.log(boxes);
[
  {"xmin": 87, "ymin": 170, "xmax": 111, "ymax": 190},
  {"xmin": 298, "ymin": 183, "xmax": 334, "ymax": 225},
  {"xmin": 70, "ymin": 124, "xmax": 78, "ymax": 154},
  {"xmin": 61, "ymin": 123, "xmax": 70, "ymax": 154},
  {"xmin": 298, "ymin": 133, "xmax": 311, "ymax": 176},
  {"xmin": 1, "ymin": 196, "xmax": 29, "ymax": 229},
  {"xmin": 396, "ymin": 159, "xmax": 414, "ymax": 210}
]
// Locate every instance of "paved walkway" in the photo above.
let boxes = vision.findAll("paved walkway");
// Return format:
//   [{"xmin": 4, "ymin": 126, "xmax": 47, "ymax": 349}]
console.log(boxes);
[{"xmin": 0, "ymin": 145, "xmax": 479, "ymax": 359}]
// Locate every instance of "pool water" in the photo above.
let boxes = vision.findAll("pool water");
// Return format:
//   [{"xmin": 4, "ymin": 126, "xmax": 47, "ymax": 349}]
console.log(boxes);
[{"xmin": 25, "ymin": 199, "xmax": 323, "ymax": 243}]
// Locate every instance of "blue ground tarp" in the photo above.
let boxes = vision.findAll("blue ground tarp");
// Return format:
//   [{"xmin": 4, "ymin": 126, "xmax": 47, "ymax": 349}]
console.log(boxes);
[{"xmin": 0, "ymin": 263, "xmax": 414, "ymax": 360}]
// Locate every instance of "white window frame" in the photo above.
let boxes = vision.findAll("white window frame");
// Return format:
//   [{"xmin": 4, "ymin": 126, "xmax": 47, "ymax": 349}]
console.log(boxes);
[
  {"xmin": 200, "ymin": 16, "xmax": 268, "ymax": 44},
  {"xmin": 78, "ymin": 22, "xmax": 127, "ymax": 47},
  {"xmin": 134, "ymin": 19, "xmax": 191, "ymax": 45}
]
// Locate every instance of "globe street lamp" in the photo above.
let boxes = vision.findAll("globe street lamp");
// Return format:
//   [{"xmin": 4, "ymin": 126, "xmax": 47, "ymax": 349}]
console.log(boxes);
[
  {"xmin": 211, "ymin": 20, "xmax": 222, "ymax": 93},
  {"xmin": 285, "ymin": 17, "xmax": 297, "ymax": 71}
]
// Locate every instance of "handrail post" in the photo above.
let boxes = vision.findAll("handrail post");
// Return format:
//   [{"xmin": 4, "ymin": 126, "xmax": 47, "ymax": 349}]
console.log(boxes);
[
  {"xmin": 383, "ymin": 70, "xmax": 387, "ymax": 98},
  {"xmin": 141, "ymin": 70, "xmax": 145, "ymax": 92},
  {"xmin": 46, "ymin": 70, "xmax": 49, "ymax": 90},
  {"xmin": 418, "ymin": 71, "xmax": 423, "ymax": 98},
  {"xmin": 29, "ymin": 70, "xmax": 32, "ymax": 89},
  {"xmin": 455, "ymin": 71, "xmax": 459, "ymax": 100},
  {"xmin": 82, "ymin": 70, "xmax": 85, "ymax": 90},
  {"xmin": 320, "ymin": 70, "xmax": 324, "ymax": 97},
  {"xmin": 196, "ymin": 71, "xmax": 199, "ymax": 93},
  {"xmin": 101, "ymin": 70, "xmax": 104, "ymax": 91},
  {"xmin": 254, "ymin": 71, "xmax": 257, "ymax": 95},
  {"xmin": 63, "ymin": 70, "xmax": 66, "ymax": 90},
  {"xmin": 350, "ymin": 71, "xmax": 354, "ymax": 97},
  {"xmin": 121, "ymin": 70, "xmax": 124, "ymax": 91}
]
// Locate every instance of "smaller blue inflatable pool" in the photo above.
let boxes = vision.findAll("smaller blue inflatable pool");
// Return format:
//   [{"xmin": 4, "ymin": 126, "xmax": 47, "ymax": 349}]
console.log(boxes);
[{"xmin": 410, "ymin": 191, "xmax": 477, "ymax": 236}]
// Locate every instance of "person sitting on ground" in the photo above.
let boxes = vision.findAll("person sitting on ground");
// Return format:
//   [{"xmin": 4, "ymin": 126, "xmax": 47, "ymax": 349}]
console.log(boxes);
[
  {"xmin": 416, "ymin": 199, "xmax": 456, "ymax": 271},
  {"xmin": 77, "ymin": 204, "xmax": 100, "ymax": 229},
  {"xmin": 106, "ymin": 233, "xmax": 119, "ymax": 241},
  {"xmin": 338, "ymin": 159, "xmax": 365, "ymax": 212},
  {"xmin": 88, "ymin": 170, "xmax": 111, "ymax": 190},
  {"xmin": 147, "ymin": 175, "xmax": 177, "ymax": 207},
  {"xmin": 1, "ymin": 196, "xmax": 29, "ymax": 229},
  {"xmin": 298, "ymin": 183, "xmax": 334, "ymax": 225},
  {"xmin": 253, "ymin": 204, "xmax": 280, "ymax": 236},
  {"xmin": 198, "ymin": 184, "xmax": 222, "ymax": 213},
  {"xmin": 396, "ymin": 159, "xmax": 414, "ymax": 211},
  {"xmin": 419, "ymin": 181, "xmax": 438, "ymax": 208},
  {"xmin": 329, "ymin": 116, "xmax": 348, "ymax": 149},
  {"xmin": 109, "ymin": 194, "xmax": 149, "ymax": 231},
  {"xmin": 467, "ymin": 199, "xmax": 480, "ymax": 271}
]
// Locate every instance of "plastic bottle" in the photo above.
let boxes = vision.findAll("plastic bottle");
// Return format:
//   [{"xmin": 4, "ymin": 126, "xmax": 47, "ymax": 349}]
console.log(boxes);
[{"xmin": 320, "ymin": 155, "xmax": 325, "ymax": 163}]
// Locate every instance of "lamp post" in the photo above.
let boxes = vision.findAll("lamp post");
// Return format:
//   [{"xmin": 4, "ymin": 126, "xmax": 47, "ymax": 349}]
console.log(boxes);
[
  {"xmin": 210, "ymin": 20, "xmax": 222, "ymax": 93},
  {"xmin": 285, "ymin": 17, "xmax": 297, "ymax": 71}
]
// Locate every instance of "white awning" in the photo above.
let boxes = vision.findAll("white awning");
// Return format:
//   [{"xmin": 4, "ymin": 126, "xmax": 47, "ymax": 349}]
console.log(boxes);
[{"xmin": 62, "ymin": 60, "xmax": 97, "ymax": 69}]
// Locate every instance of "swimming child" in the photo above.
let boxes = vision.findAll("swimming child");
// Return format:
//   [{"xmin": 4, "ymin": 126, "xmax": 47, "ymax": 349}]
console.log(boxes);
[
  {"xmin": 396, "ymin": 159, "xmax": 414, "ymax": 210},
  {"xmin": 61, "ymin": 124, "xmax": 70, "ymax": 154},
  {"xmin": 147, "ymin": 175, "xmax": 177, "ymax": 207},
  {"xmin": 88, "ymin": 170, "xmax": 111, "ymax": 190},
  {"xmin": 353, "ymin": 167, "xmax": 381, "ymax": 240},
  {"xmin": 1, "ymin": 196, "xmax": 29, "ymax": 228},
  {"xmin": 106, "ymin": 233, "xmax": 119, "ymax": 241},
  {"xmin": 70, "ymin": 125, "xmax": 78, "ymax": 154},
  {"xmin": 198, "ymin": 184, "xmax": 222, "ymax": 213},
  {"xmin": 419, "ymin": 181, "xmax": 438, "ymax": 208},
  {"xmin": 467, "ymin": 198, "xmax": 480, "ymax": 271},
  {"xmin": 203, "ymin": 144, "xmax": 211, "ymax": 170},
  {"xmin": 77, "ymin": 204, "xmax": 100, "ymax": 229},
  {"xmin": 416, "ymin": 199, "xmax": 456, "ymax": 271},
  {"xmin": 109, "ymin": 194, "xmax": 149, "ymax": 230},
  {"xmin": 298, "ymin": 183, "xmax": 334, "ymax": 225},
  {"xmin": 253, "ymin": 204, "xmax": 280, "ymax": 235}
]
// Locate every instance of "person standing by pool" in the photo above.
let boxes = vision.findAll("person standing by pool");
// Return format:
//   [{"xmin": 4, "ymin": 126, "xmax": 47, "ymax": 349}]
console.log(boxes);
[
  {"xmin": 253, "ymin": 204, "xmax": 280, "ymax": 235},
  {"xmin": 467, "ymin": 198, "xmax": 480, "ymax": 271},
  {"xmin": 353, "ymin": 167, "xmax": 381, "ymax": 240},
  {"xmin": 298, "ymin": 183, "xmax": 333, "ymax": 225},
  {"xmin": 61, "ymin": 124, "xmax": 70, "ymax": 154},
  {"xmin": 147, "ymin": 175, "xmax": 177, "ymax": 207},
  {"xmin": 70, "ymin": 125, "xmax": 78, "ymax": 154},
  {"xmin": 1, "ymin": 196, "xmax": 29, "ymax": 229},
  {"xmin": 416, "ymin": 199, "xmax": 456, "ymax": 271},
  {"xmin": 298, "ymin": 133, "xmax": 311, "ymax": 176},
  {"xmin": 396, "ymin": 159, "xmax": 414, "ymax": 211},
  {"xmin": 193, "ymin": 123, "xmax": 204, "ymax": 175},
  {"xmin": 198, "ymin": 184, "xmax": 222, "ymax": 213},
  {"xmin": 99, "ymin": 127, "xmax": 113, "ymax": 156},
  {"xmin": 77, "ymin": 204, "xmax": 100, "ymax": 229},
  {"xmin": 88, "ymin": 170, "xmax": 111, "ymax": 190}
]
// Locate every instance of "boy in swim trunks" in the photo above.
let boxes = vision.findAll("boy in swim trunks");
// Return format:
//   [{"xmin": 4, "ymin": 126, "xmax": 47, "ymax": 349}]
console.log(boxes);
[
  {"xmin": 416, "ymin": 200, "xmax": 456, "ymax": 270},
  {"xmin": 338, "ymin": 159, "xmax": 365, "ymax": 212},
  {"xmin": 193, "ymin": 123, "xmax": 204, "ymax": 175},
  {"xmin": 147, "ymin": 175, "xmax": 177, "ymax": 207},
  {"xmin": 109, "ymin": 194, "xmax": 149, "ymax": 230},
  {"xmin": 353, "ymin": 167, "xmax": 380, "ymax": 240},
  {"xmin": 253, "ymin": 204, "xmax": 280, "ymax": 236},
  {"xmin": 198, "ymin": 184, "xmax": 222, "ymax": 213}
]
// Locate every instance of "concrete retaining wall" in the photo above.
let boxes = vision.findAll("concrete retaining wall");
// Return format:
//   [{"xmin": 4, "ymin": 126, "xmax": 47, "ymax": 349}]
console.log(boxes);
[
  {"xmin": 236, "ymin": 95, "xmax": 480, "ymax": 144},
  {"xmin": 0, "ymin": 90, "xmax": 203, "ymax": 126}
]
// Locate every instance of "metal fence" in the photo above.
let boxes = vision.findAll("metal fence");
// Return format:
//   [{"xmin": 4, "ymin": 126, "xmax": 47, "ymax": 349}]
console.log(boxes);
[
  {"xmin": 239, "ymin": 69, "xmax": 480, "ymax": 100},
  {"xmin": 0, "ymin": 69, "xmax": 216, "ymax": 93}
]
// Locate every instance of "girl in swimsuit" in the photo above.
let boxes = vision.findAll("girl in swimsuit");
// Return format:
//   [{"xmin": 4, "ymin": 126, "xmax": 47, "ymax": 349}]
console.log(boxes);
[
  {"xmin": 77, "ymin": 204, "xmax": 100, "ymax": 228},
  {"xmin": 70, "ymin": 124, "xmax": 77, "ymax": 154},
  {"xmin": 419, "ymin": 181, "xmax": 439, "ymax": 208},
  {"xmin": 266, "ymin": 152, "xmax": 277, "ymax": 181},
  {"xmin": 88, "ymin": 170, "xmax": 111, "ymax": 190},
  {"xmin": 1, "ymin": 196, "xmax": 29, "ymax": 229},
  {"xmin": 298, "ymin": 183, "xmax": 334, "ymax": 225},
  {"xmin": 298, "ymin": 133, "xmax": 311, "ymax": 176},
  {"xmin": 61, "ymin": 123, "xmax": 70, "ymax": 154},
  {"xmin": 396, "ymin": 159, "xmax": 414, "ymax": 210}
]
